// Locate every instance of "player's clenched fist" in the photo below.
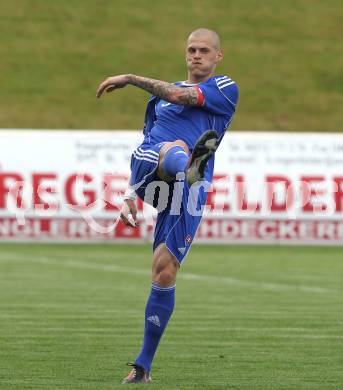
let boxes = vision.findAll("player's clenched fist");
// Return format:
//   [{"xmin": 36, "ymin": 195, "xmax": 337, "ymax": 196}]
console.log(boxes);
[{"xmin": 96, "ymin": 74, "xmax": 131, "ymax": 98}]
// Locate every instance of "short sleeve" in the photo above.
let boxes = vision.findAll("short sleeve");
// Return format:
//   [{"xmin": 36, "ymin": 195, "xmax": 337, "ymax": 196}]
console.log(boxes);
[{"xmin": 198, "ymin": 76, "xmax": 239, "ymax": 116}]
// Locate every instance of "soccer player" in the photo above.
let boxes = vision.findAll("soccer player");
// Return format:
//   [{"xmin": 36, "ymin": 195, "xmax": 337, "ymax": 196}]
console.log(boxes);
[{"xmin": 96, "ymin": 28, "xmax": 239, "ymax": 384}]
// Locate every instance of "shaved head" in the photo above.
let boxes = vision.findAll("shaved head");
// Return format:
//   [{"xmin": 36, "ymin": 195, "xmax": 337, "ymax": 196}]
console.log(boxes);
[
  {"xmin": 187, "ymin": 28, "xmax": 221, "ymax": 50},
  {"xmin": 185, "ymin": 28, "xmax": 223, "ymax": 83}
]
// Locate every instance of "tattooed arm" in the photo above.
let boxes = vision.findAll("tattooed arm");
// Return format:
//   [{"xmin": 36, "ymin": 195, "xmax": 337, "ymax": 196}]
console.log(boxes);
[
  {"xmin": 129, "ymin": 75, "xmax": 200, "ymax": 105},
  {"xmin": 96, "ymin": 74, "xmax": 201, "ymax": 106}
]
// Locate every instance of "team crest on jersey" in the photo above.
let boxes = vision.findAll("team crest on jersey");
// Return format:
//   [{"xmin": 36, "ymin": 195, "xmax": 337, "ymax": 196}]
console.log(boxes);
[{"xmin": 185, "ymin": 234, "xmax": 193, "ymax": 245}]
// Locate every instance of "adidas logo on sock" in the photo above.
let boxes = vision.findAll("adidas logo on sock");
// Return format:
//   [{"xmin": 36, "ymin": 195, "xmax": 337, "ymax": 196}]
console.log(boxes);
[{"xmin": 147, "ymin": 315, "xmax": 161, "ymax": 327}]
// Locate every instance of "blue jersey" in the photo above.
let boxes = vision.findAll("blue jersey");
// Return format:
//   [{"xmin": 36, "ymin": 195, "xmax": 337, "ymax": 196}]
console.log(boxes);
[
  {"xmin": 141, "ymin": 75, "xmax": 238, "ymax": 181},
  {"xmin": 131, "ymin": 76, "xmax": 238, "ymax": 261},
  {"xmin": 143, "ymin": 75, "xmax": 238, "ymax": 148}
]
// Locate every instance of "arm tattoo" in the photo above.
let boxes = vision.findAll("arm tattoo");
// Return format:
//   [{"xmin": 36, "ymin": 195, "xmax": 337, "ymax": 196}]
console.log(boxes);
[{"xmin": 128, "ymin": 74, "xmax": 199, "ymax": 106}]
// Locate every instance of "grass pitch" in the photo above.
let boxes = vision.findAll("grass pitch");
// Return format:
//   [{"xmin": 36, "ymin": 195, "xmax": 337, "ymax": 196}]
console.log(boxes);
[
  {"xmin": 0, "ymin": 244, "xmax": 342, "ymax": 389},
  {"xmin": 1, "ymin": 1, "xmax": 342, "ymax": 131}
]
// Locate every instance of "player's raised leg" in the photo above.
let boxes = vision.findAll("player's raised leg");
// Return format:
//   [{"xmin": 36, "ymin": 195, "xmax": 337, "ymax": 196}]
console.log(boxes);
[
  {"xmin": 157, "ymin": 140, "xmax": 189, "ymax": 182},
  {"xmin": 186, "ymin": 130, "xmax": 219, "ymax": 185},
  {"xmin": 157, "ymin": 130, "xmax": 219, "ymax": 185}
]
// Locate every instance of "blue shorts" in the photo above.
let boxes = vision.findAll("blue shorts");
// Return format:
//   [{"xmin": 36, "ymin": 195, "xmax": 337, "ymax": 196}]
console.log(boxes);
[{"xmin": 130, "ymin": 142, "xmax": 209, "ymax": 264}]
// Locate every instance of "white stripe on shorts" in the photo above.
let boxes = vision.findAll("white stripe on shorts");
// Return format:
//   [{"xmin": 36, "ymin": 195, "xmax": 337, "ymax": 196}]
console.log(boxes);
[
  {"xmin": 137, "ymin": 147, "xmax": 159, "ymax": 156},
  {"xmin": 133, "ymin": 152, "xmax": 159, "ymax": 164},
  {"xmin": 134, "ymin": 150, "xmax": 158, "ymax": 161},
  {"xmin": 135, "ymin": 149, "xmax": 159, "ymax": 161}
]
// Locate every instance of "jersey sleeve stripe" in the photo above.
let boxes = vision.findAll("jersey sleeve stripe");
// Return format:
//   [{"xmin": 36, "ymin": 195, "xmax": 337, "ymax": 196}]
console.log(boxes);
[
  {"xmin": 216, "ymin": 78, "xmax": 231, "ymax": 86},
  {"xmin": 219, "ymin": 81, "xmax": 235, "ymax": 89},
  {"xmin": 216, "ymin": 75, "xmax": 229, "ymax": 82}
]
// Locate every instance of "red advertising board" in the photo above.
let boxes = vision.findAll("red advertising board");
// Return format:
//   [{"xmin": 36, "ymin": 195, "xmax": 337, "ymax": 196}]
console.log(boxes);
[{"xmin": 1, "ymin": 130, "xmax": 343, "ymax": 244}]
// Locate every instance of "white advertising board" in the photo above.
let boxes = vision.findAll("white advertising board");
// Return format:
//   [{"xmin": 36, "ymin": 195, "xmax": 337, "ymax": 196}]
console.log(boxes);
[{"xmin": 0, "ymin": 130, "xmax": 343, "ymax": 244}]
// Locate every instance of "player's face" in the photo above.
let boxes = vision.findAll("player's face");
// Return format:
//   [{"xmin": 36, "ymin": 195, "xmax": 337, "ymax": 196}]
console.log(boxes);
[{"xmin": 186, "ymin": 36, "xmax": 223, "ymax": 81}]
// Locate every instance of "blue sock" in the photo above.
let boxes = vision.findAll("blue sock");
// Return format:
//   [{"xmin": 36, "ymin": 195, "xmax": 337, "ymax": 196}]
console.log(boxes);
[
  {"xmin": 135, "ymin": 284, "xmax": 175, "ymax": 371},
  {"xmin": 163, "ymin": 146, "xmax": 189, "ymax": 177}
]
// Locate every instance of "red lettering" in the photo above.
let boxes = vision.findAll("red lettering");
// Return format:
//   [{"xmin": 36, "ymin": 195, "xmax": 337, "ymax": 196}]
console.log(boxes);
[
  {"xmin": 266, "ymin": 175, "xmax": 293, "ymax": 211},
  {"xmin": 206, "ymin": 174, "xmax": 230, "ymax": 211},
  {"xmin": 257, "ymin": 220, "xmax": 278, "ymax": 239},
  {"xmin": 301, "ymin": 176, "xmax": 327, "ymax": 212},
  {"xmin": 334, "ymin": 177, "xmax": 343, "ymax": 212},
  {"xmin": 115, "ymin": 220, "xmax": 142, "ymax": 238},
  {"xmin": 32, "ymin": 173, "xmax": 58, "ymax": 210},
  {"xmin": 65, "ymin": 174, "xmax": 96, "ymax": 209},
  {"xmin": 103, "ymin": 173, "xmax": 128, "ymax": 211},
  {"xmin": 0, "ymin": 172, "xmax": 25, "ymax": 208},
  {"xmin": 236, "ymin": 175, "xmax": 261, "ymax": 212}
]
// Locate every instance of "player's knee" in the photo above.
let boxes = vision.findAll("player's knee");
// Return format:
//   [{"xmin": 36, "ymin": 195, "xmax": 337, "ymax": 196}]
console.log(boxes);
[
  {"xmin": 173, "ymin": 139, "xmax": 189, "ymax": 154},
  {"xmin": 152, "ymin": 248, "xmax": 179, "ymax": 287},
  {"xmin": 157, "ymin": 140, "xmax": 189, "ymax": 182},
  {"xmin": 159, "ymin": 140, "xmax": 189, "ymax": 161},
  {"xmin": 154, "ymin": 269, "xmax": 176, "ymax": 287}
]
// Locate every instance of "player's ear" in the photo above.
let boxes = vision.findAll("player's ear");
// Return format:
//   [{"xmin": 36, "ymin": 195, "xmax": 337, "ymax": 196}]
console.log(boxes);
[{"xmin": 217, "ymin": 49, "xmax": 224, "ymax": 63}]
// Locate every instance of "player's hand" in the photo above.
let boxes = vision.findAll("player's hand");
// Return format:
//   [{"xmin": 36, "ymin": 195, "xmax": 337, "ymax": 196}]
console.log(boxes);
[
  {"xmin": 96, "ymin": 74, "xmax": 131, "ymax": 98},
  {"xmin": 120, "ymin": 199, "xmax": 139, "ymax": 228}
]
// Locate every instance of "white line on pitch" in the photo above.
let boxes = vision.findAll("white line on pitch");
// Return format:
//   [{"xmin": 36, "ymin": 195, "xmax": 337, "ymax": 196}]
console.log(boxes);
[{"xmin": 0, "ymin": 253, "xmax": 332, "ymax": 294}]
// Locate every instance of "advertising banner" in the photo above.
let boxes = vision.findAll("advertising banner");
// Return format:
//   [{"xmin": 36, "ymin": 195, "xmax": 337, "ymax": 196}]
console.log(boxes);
[{"xmin": 1, "ymin": 130, "xmax": 343, "ymax": 244}]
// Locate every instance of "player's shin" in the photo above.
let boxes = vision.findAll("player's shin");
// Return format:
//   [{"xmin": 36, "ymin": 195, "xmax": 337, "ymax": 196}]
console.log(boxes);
[{"xmin": 135, "ymin": 283, "xmax": 176, "ymax": 372}]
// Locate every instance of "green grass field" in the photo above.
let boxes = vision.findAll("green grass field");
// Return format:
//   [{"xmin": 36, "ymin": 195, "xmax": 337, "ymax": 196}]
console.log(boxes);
[
  {"xmin": 0, "ymin": 244, "xmax": 342, "ymax": 389},
  {"xmin": 1, "ymin": 0, "xmax": 342, "ymax": 131}
]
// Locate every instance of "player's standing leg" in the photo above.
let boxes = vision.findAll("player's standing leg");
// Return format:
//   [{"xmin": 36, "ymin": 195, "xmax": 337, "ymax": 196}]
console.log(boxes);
[{"xmin": 122, "ymin": 244, "xmax": 179, "ymax": 384}]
